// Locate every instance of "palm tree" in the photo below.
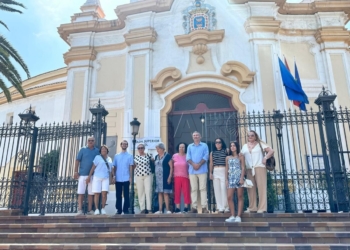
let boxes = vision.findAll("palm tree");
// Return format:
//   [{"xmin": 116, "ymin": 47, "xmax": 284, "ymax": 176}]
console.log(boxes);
[{"xmin": 0, "ymin": 0, "xmax": 30, "ymax": 102}]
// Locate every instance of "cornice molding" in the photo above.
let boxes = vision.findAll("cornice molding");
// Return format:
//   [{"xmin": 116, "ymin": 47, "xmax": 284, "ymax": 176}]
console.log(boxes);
[
  {"xmin": 0, "ymin": 82, "xmax": 66, "ymax": 105},
  {"xmin": 64, "ymin": 46, "xmax": 97, "ymax": 65},
  {"xmin": 58, "ymin": 20, "xmax": 124, "ymax": 44},
  {"xmin": 315, "ymin": 28, "xmax": 350, "ymax": 44},
  {"xmin": 124, "ymin": 27, "xmax": 157, "ymax": 45},
  {"xmin": 175, "ymin": 29, "xmax": 225, "ymax": 47},
  {"xmin": 279, "ymin": 1, "xmax": 350, "ymax": 16},
  {"xmin": 59, "ymin": 1, "xmax": 173, "ymax": 46},
  {"xmin": 22, "ymin": 68, "xmax": 67, "ymax": 89},
  {"xmin": 151, "ymin": 67, "xmax": 182, "ymax": 91},
  {"xmin": 115, "ymin": 0, "xmax": 174, "ymax": 22},
  {"xmin": 221, "ymin": 61, "xmax": 255, "ymax": 86},
  {"xmin": 245, "ymin": 17, "xmax": 281, "ymax": 33}
]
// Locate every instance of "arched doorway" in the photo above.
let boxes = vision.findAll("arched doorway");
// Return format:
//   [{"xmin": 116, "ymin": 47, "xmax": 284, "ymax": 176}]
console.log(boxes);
[{"xmin": 167, "ymin": 91, "xmax": 238, "ymax": 154}]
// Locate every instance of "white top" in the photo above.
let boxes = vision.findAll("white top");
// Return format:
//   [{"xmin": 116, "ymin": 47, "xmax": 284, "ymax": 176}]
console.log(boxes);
[
  {"xmin": 241, "ymin": 142, "xmax": 269, "ymax": 170},
  {"xmin": 93, "ymin": 155, "xmax": 112, "ymax": 179}
]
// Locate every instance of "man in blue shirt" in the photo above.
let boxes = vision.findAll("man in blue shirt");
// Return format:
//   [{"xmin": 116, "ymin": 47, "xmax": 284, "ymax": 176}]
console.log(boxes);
[
  {"xmin": 112, "ymin": 140, "xmax": 134, "ymax": 214},
  {"xmin": 186, "ymin": 131, "xmax": 209, "ymax": 213},
  {"xmin": 74, "ymin": 136, "xmax": 99, "ymax": 215}
]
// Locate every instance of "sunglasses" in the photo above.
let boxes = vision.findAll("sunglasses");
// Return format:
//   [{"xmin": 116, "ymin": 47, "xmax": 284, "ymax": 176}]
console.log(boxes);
[
  {"xmin": 215, "ymin": 141, "xmax": 222, "ymax": 144},
  {"xmin": 88, "ymin": 140, "xmax": 95, "ymax": 142},
  {"xmin": 137, "ymin": 147, "xmax": 145, "ymax": 149}
]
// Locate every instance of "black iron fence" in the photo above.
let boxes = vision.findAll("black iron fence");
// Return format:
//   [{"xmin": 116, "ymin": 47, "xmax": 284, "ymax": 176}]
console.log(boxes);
[
  {"xmin": 0, "ymin": 102, "xmax": 108, "ymax": 215},
  {"xmin": 204, "ymin": 90, "xmax": 350, "ymax": 213},
  {"xmin": 0, "ymin": 90, "xmax": 349, "ymax": 215}
]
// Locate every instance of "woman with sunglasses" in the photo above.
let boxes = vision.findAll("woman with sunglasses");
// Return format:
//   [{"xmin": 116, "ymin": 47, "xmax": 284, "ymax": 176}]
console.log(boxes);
[
  {"xmin": 86, "ymin": 145, "xmax": 112, "ymax": 215},
  {"xmin": 241, "ymin": 130, "xmax": 274, "ymax": 213},
  {"xmin": 134, "ymin": 143, "xmax": 153, "ymax": 214},
  {"xmin": 209, "ymin": 138, "xmax": 229, "ymax": 213}
]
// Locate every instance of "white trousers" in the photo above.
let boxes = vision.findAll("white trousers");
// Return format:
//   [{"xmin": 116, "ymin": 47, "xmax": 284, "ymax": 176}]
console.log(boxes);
[
  {"xmin": 189, "ymin": 173, "xmax": 207, "ymax": 209},
  {"xmin": 213, "ymin": 167, "xmax": 228, "ymax": 211},
  {"xmin": 135, "ymin": 174, "xmax": 153, "ymax": 211}
]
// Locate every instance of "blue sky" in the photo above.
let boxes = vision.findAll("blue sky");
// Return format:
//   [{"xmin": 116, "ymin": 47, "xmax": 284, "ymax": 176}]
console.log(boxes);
[{"xmin": 2, "ymin": 0, "xmax": 346, "ymax": 81}]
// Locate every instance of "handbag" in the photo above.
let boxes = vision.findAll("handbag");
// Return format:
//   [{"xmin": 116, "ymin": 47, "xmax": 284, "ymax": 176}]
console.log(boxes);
[
  {"xmin": 148, "ymin": 154, "xmax": 155, "ymax": 174},
  {"xmin": 258, "ymin": 142, "xmax": 275, "ymax": 171},
  {"xmin": 101, "ymin": 155, "xmax": 114, "ymax": 185},
  {"xmin": 243, "ymin": 179, "xmax": 253, "ymax": 188}
]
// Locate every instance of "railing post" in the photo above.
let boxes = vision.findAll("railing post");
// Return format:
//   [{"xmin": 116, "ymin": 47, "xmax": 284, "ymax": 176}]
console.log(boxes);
[
  {"xmin": 89, "ymin": 100, "xmax": 109, "ymax": 148},
  {"xmin": 315, "ymin": 88, "xmax": 349, "ymax": 212},
  {"xmin": 18, "ymin": 106, "xmax": 40, "ymax": 216}
]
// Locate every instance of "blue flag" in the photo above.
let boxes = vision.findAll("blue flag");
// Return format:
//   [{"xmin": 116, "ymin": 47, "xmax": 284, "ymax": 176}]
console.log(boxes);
[
  {"xmin": 278, "ymin": 58, "xmax": 309, "ymax": 109},
  {"xmin": 294, "ymin": 62, "xmax": 308, "ymax": 111}
]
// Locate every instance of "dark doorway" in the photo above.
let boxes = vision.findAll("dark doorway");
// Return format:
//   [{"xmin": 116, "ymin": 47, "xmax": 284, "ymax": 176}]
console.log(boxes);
[{"xmin": 167, "ymin": 92, "xmax": 237, "ymax": 155}]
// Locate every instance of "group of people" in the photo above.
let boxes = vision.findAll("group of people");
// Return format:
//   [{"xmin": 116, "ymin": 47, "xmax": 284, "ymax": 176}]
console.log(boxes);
[{"xmin": 74, "ymin": 130, "xmax": 274, "ymax": 222}]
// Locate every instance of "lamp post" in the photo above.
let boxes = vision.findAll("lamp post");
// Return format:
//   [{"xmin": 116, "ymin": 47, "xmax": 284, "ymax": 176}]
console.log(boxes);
[
  {"xmin": 129, "ymin": 118, "xmax": 140, "ymax": 214},
  {"xmin": 272, "ymin": 110, "xmax": 293, "ymax": 213}
]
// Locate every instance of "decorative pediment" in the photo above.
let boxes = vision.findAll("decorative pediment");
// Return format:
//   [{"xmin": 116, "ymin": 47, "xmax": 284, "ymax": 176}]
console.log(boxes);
[
  {"xmin": 221, "ymin": 61, "xmax": 255, "ymax": 86},
  {"xmin": 150, "ymin": 67, "xmax": 182, "ymax": 90}
]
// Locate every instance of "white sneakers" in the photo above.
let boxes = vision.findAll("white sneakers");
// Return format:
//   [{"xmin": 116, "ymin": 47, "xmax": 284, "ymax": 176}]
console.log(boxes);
[
  {"xmin": 77, "ymin": 210, "xmax": 84, "ymax": 216},
  {"xmin": 101, "ymin": 208, "xmax": 106, "ymax": 215},
  {"xmin": 166, "ymin": 211, "xmax": 172, "ymax": 214},
  {"xmin": 154, "ymin": 211, "xmax": 162, "ymax": 214},
  {"xmin": 225, "ymin": 216, "xmax": 242, "ymax": 222},
  {"xmin": 94, "ymin": 209, "xmax": 100, "ymax": 215},
  {"xmin": 225, "ymin": 216, "xmax": 235, "ymax": 222}
]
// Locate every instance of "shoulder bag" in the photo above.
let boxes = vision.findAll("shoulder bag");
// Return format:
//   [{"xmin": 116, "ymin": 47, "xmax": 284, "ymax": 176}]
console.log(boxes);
[
  {"xmin": 148, "ymin": 154, "xmax": 155, "ymax": 174},
  {"xmin": 101, "ymin": 155, "xmax": 114, "ymax": 185},
  {"xmin": 258, "ymin": 142, "xmax": 276, "ymax": 171}
]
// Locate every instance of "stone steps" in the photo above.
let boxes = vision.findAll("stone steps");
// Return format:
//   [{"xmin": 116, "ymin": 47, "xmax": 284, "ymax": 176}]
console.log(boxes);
[
  {"xmin": 1, "ymin": 231, "xmax": 350, "ymax": 244},
  {"xmin": 0, "ymin": 213, "xmax": 349, "ymax": 249},
  {"xmin": 2, "ymin": 213, "xmax": 350, "ymax": 224},
  {"xmin": 0, "ymin": 243, "xmax": 349, "ymax": 250},
  {"xmin": 1, "ymin": 221, "xmax": 350, "ymax": 233}
]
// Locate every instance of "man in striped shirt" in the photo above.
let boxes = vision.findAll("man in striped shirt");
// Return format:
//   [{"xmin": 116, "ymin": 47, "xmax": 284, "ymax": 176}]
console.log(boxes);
[{"xmin": 186, "ymin": 131, "xmax": 209, "ymax": 213}]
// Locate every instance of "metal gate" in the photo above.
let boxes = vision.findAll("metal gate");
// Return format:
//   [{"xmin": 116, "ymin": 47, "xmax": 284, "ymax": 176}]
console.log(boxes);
[
  {"xmin": 0, "ymin": 102, "xmax": 108, "ymax": 215},
  {"xmin": 204, "ymin": 89, "xmax": 350, "ymax": 213}
]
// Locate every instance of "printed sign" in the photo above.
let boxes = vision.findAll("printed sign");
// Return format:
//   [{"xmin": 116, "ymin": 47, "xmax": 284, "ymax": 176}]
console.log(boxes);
[{"xmin": 135, "ymin": 137, "xmax": 161, "ymax": 149}]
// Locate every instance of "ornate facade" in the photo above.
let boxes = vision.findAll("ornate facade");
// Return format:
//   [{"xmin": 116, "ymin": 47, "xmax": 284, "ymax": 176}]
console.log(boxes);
[{"xmin": 1, "ymin": 0, "xmax": 350, "ymax": 145}]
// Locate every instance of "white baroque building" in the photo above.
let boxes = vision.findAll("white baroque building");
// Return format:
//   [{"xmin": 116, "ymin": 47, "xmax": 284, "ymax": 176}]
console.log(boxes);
[{"xmin": 0, "ymin": 0, "xmax": 350, "ymax": 147}]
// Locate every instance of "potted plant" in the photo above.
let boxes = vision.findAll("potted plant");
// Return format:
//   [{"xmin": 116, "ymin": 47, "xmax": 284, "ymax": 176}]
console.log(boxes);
[{"xmin": 267, "ymin": 172, "xmax": 277, "ymax": 213}]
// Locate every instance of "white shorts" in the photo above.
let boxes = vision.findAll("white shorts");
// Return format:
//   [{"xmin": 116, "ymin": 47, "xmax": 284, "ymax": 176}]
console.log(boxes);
[
  {"xmin": 77, "ymin": 176, "xmax": 94, "ymax": 195},
  {"xmin": 92, "ymin": 177, "xmax": 109, "ymax": 193}
]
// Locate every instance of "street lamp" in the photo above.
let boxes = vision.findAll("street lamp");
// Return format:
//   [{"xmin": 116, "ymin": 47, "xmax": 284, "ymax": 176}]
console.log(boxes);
[
  {"xmin": 272, "ymin": 110, "xmax": 293, "ymax": 213},
  {"xmin": 129, "ymin": 118, "xmax": 140, "ymax": 214}
]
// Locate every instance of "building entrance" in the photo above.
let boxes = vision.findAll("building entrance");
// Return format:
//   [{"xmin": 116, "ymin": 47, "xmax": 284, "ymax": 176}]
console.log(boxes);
[{"xmin": 167, "ymin": 92, "xmax": 237, "ymax": 154}]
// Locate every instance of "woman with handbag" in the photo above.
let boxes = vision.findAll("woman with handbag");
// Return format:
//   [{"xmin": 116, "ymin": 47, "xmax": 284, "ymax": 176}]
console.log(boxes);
[
  {"xmin": 86, "ymin": 145, "xmax": 113, "ymax": 215},
  {"xmin": 241, "ymin": 130, "xmax": 274, "ymax": 213},
  {"xmin": 210, "ymin": 138, "xmax": 230, "ymax": 213},
  {"xmin": 225, "ymin": 141, "xmax": 245, "ymax": 222},
  {"xmin": 154, "ymin": 142, "xmax": 173, "ymax": 214},
  {"xmin": 134, "ymin": 143, "xmax": 153, "ymax": 214}
]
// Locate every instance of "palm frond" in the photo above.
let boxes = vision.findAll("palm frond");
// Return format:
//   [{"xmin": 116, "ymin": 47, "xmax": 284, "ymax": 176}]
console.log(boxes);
[
  {"xmin": 0, "ymin": 0, "xmax": 26, "ymax": 13},
  {"xmin": 0, "ymin": 35, "xmax": 30, "ymax": 78},
  {"xmin": 0, "ymin": 77, "xmax": 12, "ymax": 102},
  {"xmin": 0, "ymin": 20, "xmax": 9, "ymax": 30}
]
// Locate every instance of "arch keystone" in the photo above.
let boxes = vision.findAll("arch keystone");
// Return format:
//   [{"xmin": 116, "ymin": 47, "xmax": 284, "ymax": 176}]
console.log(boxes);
[
  {"xmin": 221, "ymin": 61, "xmax": 255, "ymax": 86},
  {"xmin": 151, "ymin": 67, "xmax": 182, "ymax": 90}
]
